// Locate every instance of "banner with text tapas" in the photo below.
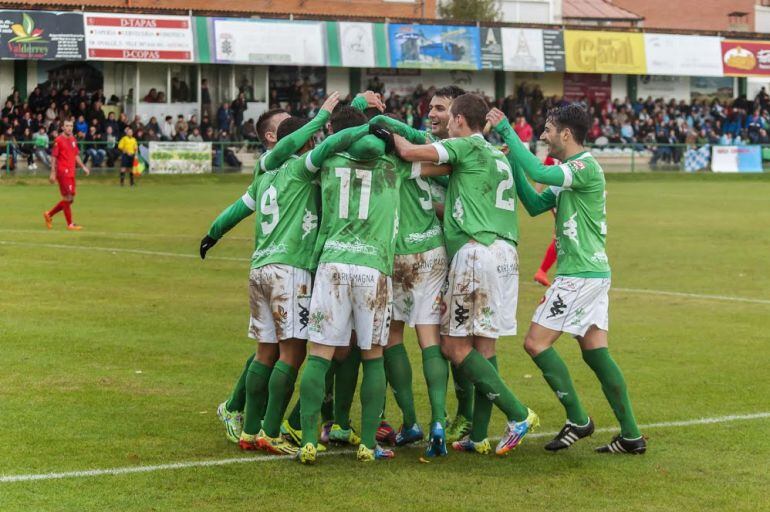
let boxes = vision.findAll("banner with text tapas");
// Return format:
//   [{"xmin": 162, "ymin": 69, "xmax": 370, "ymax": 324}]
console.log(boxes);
[
  {"xmin": 84, "ymin": 13, "xmax": 194, "ymax": 62},
  {"xmin": 388, "ymin": 23, "xmax": 481, "ymax": 70},
  {"xmin": 211, "ymin": 18, "xmax": 326, "ymax": 65},
  {"xmin": 644, "ymin": 34, "xmax": 723, "ymax": 77},
  {"xmin": 721, "ymin": 40, "xmax": 770, "ymax": 77},
  {"xmin": 564, "ymin": 30, "xmax": 646, "ymax": 75},
  {"xmin": 0, "ymin": 10, "xmax": 84, "ymax": 60}
]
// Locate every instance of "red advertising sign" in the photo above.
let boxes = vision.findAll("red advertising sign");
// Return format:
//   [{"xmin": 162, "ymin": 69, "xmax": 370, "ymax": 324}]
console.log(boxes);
[
  {"xmin": 722, "ymin": 40, "xmax": 770, "ymax": 76},
  {"xmin": 563, "ymin": 73, "xmax": 611, "ymax": 103}
]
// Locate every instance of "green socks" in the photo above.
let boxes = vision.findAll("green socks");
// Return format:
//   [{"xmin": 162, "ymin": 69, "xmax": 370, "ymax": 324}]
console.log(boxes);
[
  {"xmin": 299, "ymin": 355, "xmax": 332, "ymax": 447},
  {"xmin": 421, "ymin": 345, "xmax": 449, "ymax": 426},
  {"xmin": 360, "ymin": 357, "xmax": 387, "ymax": 449},
  {"xmin": 469, "ymin": 355, "xmax": 497, "ymax": 442},
  {"xmin": 533, "ymin": 347, "xmax": 589, "ymax": 426},
  {"xmin": 225, "ymin": 352, "xmax": 255, "ymax": 412},
  {"xmin": 384, "ymin": 344, "xmax": 417, "ymax": 426},
  {"xmin": 262, "ymin": 361, "xmax": 299, "ymax": 438},
  {"xmin": 582, "ymin": 347, "xmax": 641, "ymax": 439},
  {"xmin": 333, "ymin": 348, "xmax": 360, "ymax": 429},
  {"xmin": 459, "ymin": 349, "xmax": 528, "ymax": 423},
  {"xmin": 243, "ymin": 360, "xmax": 272, "ymax": 436},
  {"xmin": 451, "ymin": 363, "xmax": 474, "ymax": 419},
  {"xmin": 322, "ymin": 361, "xmax": 336, "ymax": 423},
  {"xmin": 287, "ymin": 399, "xmax": 302, "ymax": 430}
]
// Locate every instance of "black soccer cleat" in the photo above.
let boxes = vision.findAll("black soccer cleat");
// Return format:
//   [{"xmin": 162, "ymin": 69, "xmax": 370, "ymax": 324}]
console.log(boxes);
[
  {"xmin": 595, "ymin": 434, "xmax": 647, "ymax": 455},
  {"xmin": 544, "ymin": 418, "xmax": 595, "ymax": 451}
]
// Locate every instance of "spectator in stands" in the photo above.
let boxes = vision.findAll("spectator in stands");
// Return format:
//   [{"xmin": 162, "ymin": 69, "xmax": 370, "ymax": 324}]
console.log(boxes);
[
  {"xmin": 231, "ymin": 93, "xmax": 247, "ymax": 138},
  {"xmin": 104, "ymin": 112, "xmax": 118, "ymax": 136},
  {"xmin": 84, "ymin": 125, "xmax": 106, "ymax": 167},
  {"xmin": 188, "ymin": 127, "xmax": 203, "ymax": 142},
  {"xmin": 144, "ymin": 116, "xmax": 160, "ymax": 137},
  {"xmin": 187, "ymin": 114, "xmax": 199, "ymax": 133},
  {"xmin": 45, "ymin": 101, "xmax": 58, "ymax": 128},
  {"xmin": 144, "ymin": 88, "xmax": 159, "ymax": 103},
  {"xmin": 160, "ymin": 116, "xmax": 175, "ymax": 141},
  {"xmin": 201, "ymin": 79, "xmax": 212, "ymax": 119},
  {"xmin": 75, "ymin": 115, "xmax": 88, "ymax": 137},
  {"xmin": 104, "ymin": 125, "xmax": 119, "ymax": 167},
  {"xmin": 217, "ymin": 102, "xmax": 233, "ymax": 133},
  {"xmin": 18, "ymin": 127, "xmax": 35, "ymax": 169},
  {"xmin": 130, "ymin": 115, "xmax": 144, "ymax": 133},
  {"xmin": 175, "ymin": 115, "xmax": 188, "ymax": 138},
  {"xmin": 513, "ymin": 114, "xmax": 533, "ymax": 143},
  {"xmin": 242, "ymin": 118, "xmax": 258, "ymax": 145},
  {"xmin": 33, "ymin": 126, "xmax": 50, "ymax": 168}
]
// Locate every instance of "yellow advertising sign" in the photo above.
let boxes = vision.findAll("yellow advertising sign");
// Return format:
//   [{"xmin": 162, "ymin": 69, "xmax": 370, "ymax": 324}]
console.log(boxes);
[{"xmin": 564, "ymin": 30, "xmax": 646, "ymax": 74}]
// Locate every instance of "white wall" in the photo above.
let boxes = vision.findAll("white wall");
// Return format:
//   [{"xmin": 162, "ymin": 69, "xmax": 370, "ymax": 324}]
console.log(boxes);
[
  {"xmin": 637, "ymin": 75, "xmax": 691, "ymax": 102},
  {"xmin": 611, "ymin": 74, "xmax": 627, "ymax": 101},
  {"xmin": 0, "ymin": 61, "xmax": 14, "ymax": 98},
  {"xmin": 326, "ymin": 68, "xmax": 350, "ymax": 97},
  {"xmin": 498, "ymin": 0, "xmax": 553, "ymax": 23},
  {"xmin": 756, "ymin": 5, "xmax": 770, "ymax": 33}
]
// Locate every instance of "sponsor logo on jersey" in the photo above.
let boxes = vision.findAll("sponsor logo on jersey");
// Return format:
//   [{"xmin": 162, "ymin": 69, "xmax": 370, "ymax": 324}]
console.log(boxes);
[
  {"xmin": 568, "ymin": 160, "xmax": 586, "ymax": 172},
  {"xmin": 252, "ymin": 243, "xmax": 288, "ymax": 259},
  {"xmin": 563, "ymin": 212, "xmax": 579, "ymax": 244},
  {"xmin": 591, "ymin": 251, "xmax": 609, "ymax": 263},
  {"xmin": 547, "ymin": 294, "xmax": 567, "ymax": 318},
  {"xmin": 556, "ymin": 390, "xmax": 569, "ymax": 399},
  {"xmin": 452, "ymin": 197, "xmax": 465, "ymax": 225},
  {"xmin": 404, "ymin": 225, "xmax": 442, "ymax": 245},
  {"xmin": 331, "ymin": 271, "xmax": 377, "ymax": 286},
  {"xmin": 302, "ymin": 209, "xmax": 318, "ymax": 240},
  {"xmin": 324, "ymin": 239, "xmax": 377, "ymax": 255},
  {"xmin": 496, "ymin": 262, "xmax": 518, "ymax": 275}
]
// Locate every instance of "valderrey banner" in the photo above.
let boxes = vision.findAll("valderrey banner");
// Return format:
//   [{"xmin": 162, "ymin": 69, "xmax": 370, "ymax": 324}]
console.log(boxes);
[
  {"xmin": 564, "ymin": 30, "xmax": 646, "ymax": 75},
  {"xmin": 0, "ymin": 10, "xmax": 84, "ymax": 60}
]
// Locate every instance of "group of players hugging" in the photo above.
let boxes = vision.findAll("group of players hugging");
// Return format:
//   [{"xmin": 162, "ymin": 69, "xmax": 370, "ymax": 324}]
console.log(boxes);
[{"xmin": 200, "ymin": 85, "xmax": 646, "ymax": 464}]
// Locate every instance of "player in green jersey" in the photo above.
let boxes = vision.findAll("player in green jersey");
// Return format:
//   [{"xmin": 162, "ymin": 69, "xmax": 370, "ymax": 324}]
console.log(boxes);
[
  {"xmin": 297, "ymin": 106, "xmax": 420, "ymax": 464},
  {"xmin": 392, "ymin": 93, "xmax": 539, "ymax": 457},
  {"xmin": 371, "ymin": 86, "xmax": 477, "ymax": 444},
  {"xmin": 488, "ymin": 105, "xmax": 645, "ymax": 455}
]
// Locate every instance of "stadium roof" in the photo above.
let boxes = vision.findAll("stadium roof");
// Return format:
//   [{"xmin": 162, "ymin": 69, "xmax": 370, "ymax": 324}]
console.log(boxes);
[{"xmin": 562, "ymin": 0, "xmax": 644, "ymax": 23}]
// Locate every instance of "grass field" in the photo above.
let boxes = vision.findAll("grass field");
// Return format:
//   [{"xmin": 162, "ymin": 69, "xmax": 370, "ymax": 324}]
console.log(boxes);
[{"xmin": 2, "ymin": 172, "xmax": 770, "ymax": 511}]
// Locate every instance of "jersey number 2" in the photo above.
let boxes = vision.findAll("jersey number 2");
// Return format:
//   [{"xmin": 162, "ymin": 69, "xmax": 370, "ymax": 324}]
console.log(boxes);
[
  {"xmin": 335, "ymin": 168, "xmax": 372, "ymax": 220},
  {"xmin": 495, "ymin": 160, "xmax": 515, "ymax": 211}
]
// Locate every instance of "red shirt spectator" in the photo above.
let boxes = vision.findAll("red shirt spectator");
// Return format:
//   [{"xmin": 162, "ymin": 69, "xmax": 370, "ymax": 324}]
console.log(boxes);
[{"xmin": 514, "ymin": 116, "xmax": 533, "ymax": 142}]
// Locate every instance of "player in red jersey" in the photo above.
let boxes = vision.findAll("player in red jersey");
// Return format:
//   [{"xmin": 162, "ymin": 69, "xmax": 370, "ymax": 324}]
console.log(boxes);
[
  {"xmin": 43, "ymin": 119, "xmax": 90, "ymax": 231},
  {"xmin": 533, "ymin": 156, "xmax": 559, "ymax": 287}
]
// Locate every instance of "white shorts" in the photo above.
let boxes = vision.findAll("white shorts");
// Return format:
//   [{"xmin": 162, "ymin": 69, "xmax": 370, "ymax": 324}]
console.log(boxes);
[
  {"xmin": 392, "ymin": 246, "xmax": 448, "ymax": 326},
  {"xmin": 247, "ymin": 264, "xmax": 312, "ymax": 343},
  {"xmin": 308, "ymin": 263, "xmax": 392, "ymax": 350},
  {"xmin": 441, "ymin": 240, "xmax": 519, "ymax": 339},
  {"xmin": 532, "ymin": 276, "xmax": 610, "ymax": 337}
]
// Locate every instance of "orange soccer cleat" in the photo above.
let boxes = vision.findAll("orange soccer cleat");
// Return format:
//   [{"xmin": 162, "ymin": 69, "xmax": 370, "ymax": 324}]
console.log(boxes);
[
  {"xmin": 533, "ymin": 269, "xmax": 551, "ymax": 287},
  {"xmin": 66, "ymin": 224, "xmax": 83, "ymax": 231},
  {"xmin": 43, "ymin": 211, "xmax": 53, "ymax": 229}
]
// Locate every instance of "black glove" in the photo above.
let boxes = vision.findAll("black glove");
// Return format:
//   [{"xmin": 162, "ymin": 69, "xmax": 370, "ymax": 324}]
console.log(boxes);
[
  {"xmin": 199, "ymin": 235, "xmax": 218, "ymax": 260},
  {"xmin": 369, "ymin": 124, "xmax": 395, "ymax": 153}
]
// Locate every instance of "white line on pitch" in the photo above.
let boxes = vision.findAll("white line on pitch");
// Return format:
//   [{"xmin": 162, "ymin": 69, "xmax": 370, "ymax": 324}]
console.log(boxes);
[
  {"xmin": 0, "ymin": 228, "xmax": 252, "ymax": 242},
  {"xmin": 1, "ymin": 411, "xmax": 768, "ymax": 484},
  {"xmin": 4, "ymin": 239, "xmax": 770, "ymax": 306}
]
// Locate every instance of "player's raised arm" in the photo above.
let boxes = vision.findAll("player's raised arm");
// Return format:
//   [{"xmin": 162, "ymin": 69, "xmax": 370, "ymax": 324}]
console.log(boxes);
[
  {"xmin": 351, "ymin": 90, "xmax": 385, "ymax": 113},
  {"xmin": 393, "ymin": 133, "xmax": 442, "ymax": 163},
  {"xmin": 305, "ymin": 124, "xmax": 371, "ymax": 171},
  {"xmin": 487, "ymin": 108, "xmax": 567, "ymax": 187},
  {"xmin": 262, "ymin": 92, "xmax": 340, "ymax": 171},
  {"xmin": 370, "ymin": 114, "xmax": 429, "ymax": 144}
]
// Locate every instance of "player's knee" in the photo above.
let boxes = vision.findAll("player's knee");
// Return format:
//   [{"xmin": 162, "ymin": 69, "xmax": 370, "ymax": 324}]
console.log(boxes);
[{"xmin": 523, "ymin": 335, "xmax": 543, "ymax": 357}]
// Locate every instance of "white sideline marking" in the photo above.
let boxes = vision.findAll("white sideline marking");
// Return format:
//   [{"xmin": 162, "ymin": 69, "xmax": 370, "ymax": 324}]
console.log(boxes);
[
  {"xmin": 1, "ymin": 412, "xmax": 768, "ymax": 484},
  {"xmin": 4, "ymin": 239, "xmax": 770, "ymax": 306},
  {"xmin": 0, "ymin": 228, "xmax": 252, "ymax": 242}
]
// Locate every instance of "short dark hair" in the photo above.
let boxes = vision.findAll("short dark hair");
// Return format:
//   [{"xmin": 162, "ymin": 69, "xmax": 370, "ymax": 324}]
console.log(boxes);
[
  {"xmin": 449, "ymin": 93, "xmax": 488, "ymax": 131},
  {"xmin": 276, "ymin": 116, "xmax": 309, "ymax": 141},
  {"xmin": 256, "ymin": 108, "xmax": 288, "ymax": 145},
  {"xmin": 330, "ymin": 105, "xmax": 367, "ymax": 133},
  {"xmin": 433, "ymin": 85, "xmax": 466, "ymax": 101},
  {"xmin": 546, "ymin": 104, "xmax": 591, "ymax": 144}
]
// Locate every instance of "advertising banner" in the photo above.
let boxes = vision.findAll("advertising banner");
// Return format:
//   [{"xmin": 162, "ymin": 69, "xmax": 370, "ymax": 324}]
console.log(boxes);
[
  {"xmin": 149, "ymin": 141, "xmax": 211, "ymax": 174},
  {"xmin": 212, "ymin": 18, "xmax": 325, "ymax": 65},
  {"xmin": 0, "ymin": 10, "xmax": 84, "ymax": 60},
  {"xmin": 711, "ymin": 146, "xmax": 763, "ymax": 173},
  {"xmin": 388, "ymin": 24, "xmax": 481, "ymax": 70},
  {"xmin": 501, "ymin": 28, "xmax": 544, "ymax": 72},
  {"xmin": 338, "ymin": 22, "xmax": 376, "ymax": 67},
  {"xmin": 722, "ymin": 40, "xmax": 770, "ymax": 77},
  {"xmin": 564, "ymin": 30, "xmax": 646, "ymax": 75},
  {"xmin": 543, "ymin": 30, "xmax": 566, "ymax": 72},
  {"xmin": 479, "ymin": 26, "xmax": 502, "ymax": 70},
  {"xmin": 84, "ymin": 13, "xmax": 194, "ymax": 62},
  {"xmin": 563, "ymin": 73, "xmax": 611, "ymax": 102},
  {"xmin": 644, "ymin": 34, "xmax": 723, "ymax": 77}
]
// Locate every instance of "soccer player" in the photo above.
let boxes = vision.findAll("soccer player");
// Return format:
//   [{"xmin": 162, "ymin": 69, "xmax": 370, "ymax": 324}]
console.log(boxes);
[
  {"xmin": 43, "ymin": 119, "xmax": 90, "ymax": 231},
  {"xmin": 371, "ymin": 86, "xmax": 476, "ymax": 443},
  {"xmin": 296, "ymin": 107, "xmax": 417, "ymax": 464},
  {"xmin": 488, "ymin": 105, "xmax": 646, "ymax": 454},
  {"xmin": 118, "ymin": 127, "xmax": 138, "ymax": 187},
  {"xmin": 393, "ymin": 93, "xmax": 539, "ymax": 456}
]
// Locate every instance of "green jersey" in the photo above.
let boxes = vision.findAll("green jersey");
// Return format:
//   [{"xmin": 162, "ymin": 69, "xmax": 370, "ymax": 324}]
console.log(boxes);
[
  {"xmin": 433, "ymin": 134, "xmax": 519, "ymax": 260},
  {"xmin": 318, "ymin": 150, "xmax": 419, "ymax": 275},
  {"xmin": 494, "ymin": 119, "xmax": 610, "ymax": 278},
  {"xmin": 395, "ymin": 164, "xmax": 443, "ymax": 255},
  {"xmin": 249, "ymin": 155, "xmax": 321, "ymax": 271}
]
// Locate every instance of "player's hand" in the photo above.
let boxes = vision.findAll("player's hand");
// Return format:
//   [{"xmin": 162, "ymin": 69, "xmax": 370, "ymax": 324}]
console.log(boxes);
[
  {"xmin": 486, "ymin": 108, "xmax": 507, "ymax": 129},
  {"xmin": 320, "ymin": 91, "xmax": 340, "ymax": 114},
  {"xmin": 199, "ymin": 235, "xmax": 218, "ymax": 260},
  {"xmin": 369, "ymin": 124, "xmax": 394, "ymax": 152},
  {"xmin": 82, "ymin": 165, "xmax": 91, "ymax": 176},
  {"xmin": 357, "ymin": 91, "xmax": 385, "ymax": 112},
  {"xmin": 392, "ymin": 133, "xmax": 409, "ymax": 157},
  {"xmin": 48, "ymin": 172, "xmax": 56, "ymax": 184}
]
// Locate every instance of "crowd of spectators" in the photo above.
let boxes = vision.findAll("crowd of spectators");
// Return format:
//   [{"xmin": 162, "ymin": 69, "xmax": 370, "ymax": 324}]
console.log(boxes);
[{"xmin": 4, "ymin": 80, "xmax": 770, "ymax": 171}]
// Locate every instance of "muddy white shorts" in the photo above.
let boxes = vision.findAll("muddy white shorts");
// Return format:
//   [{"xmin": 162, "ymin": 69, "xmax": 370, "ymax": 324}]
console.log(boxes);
[
  {"xmin": 441, "ymin": 240, "xmax": 519, "ymax": 338},
  {"xmin": 308, "ymin": 263, "xmax": 392, "ymax": 350},
  {"xmin": 247, "ymin": 264, "xmax": 312, "ymax": 343},
  {"xmin": 532, "ymin": 276, "xmax": 610, "ymax": 337},
  {"xmin": 392, "ymin": 246, "xmax": 447, "ymax": 326}
]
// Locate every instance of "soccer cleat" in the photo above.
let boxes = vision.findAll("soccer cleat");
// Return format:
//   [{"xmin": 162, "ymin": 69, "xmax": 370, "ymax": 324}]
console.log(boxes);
[
  {"xmin": 66, "ymin": 224, "xmax": 83, "ymax": 231},
  {"xmin": 445, "ymin": 415, "xmax": 472, "ymax": 443},
  {"xmin": 495, "ymin": 408, "xmax": 540, "ymax": 456},
  {"xmin": 451, "ymin": 435, "xmax": 491, "ymax": 454},
  {"xmin": 238, "ymin": 432, "xmax": 259, "ymax": 451},
  {"xmin": 376, "ymin": 420, "xmax": 397, "ymax": 446},
  {"xmin": 328, "ymin": 424, "xmax": 361, "ymax": 446},
  {"xmin": 425, "ymin": 422, "xmax": 448, "ymax": 457},
  {"xmin": 281, "ymin": 419, "xmax": 302, "ymax": 446},
  {"xmin": 534, "ymin": 269, "xmax": 551, "ymax": 287},
  {"xmin": 395, "ymin": 423, "xmax": 424, "ymax": 446},
  {"xmin": 320, "ymin": 420, "xmax": 334, "ymax": 444},
  {"xmin": 256, "ymin": 429, "xmax": 299, "ymax": 456},
  {"xmin": 217, "ymin": 401, "xmax": 243, "ymax": 444},
  {"xmin": 43, "ymin": 211, "xmax": 52, "ymax": 229},
  {"xmin": 545, "ymin": 418, "xmax": 595, "ymax": 452},
  {"xmin": 595, "ymin": 435, "xmax": 647, "ymax": 455},
  {"xmin": 296, "ymin": 443, "xmax": 317, "ymax": 465},
  {"xmin": 357, "ymin": 444, "xmax": 395, "ymax": 462}
]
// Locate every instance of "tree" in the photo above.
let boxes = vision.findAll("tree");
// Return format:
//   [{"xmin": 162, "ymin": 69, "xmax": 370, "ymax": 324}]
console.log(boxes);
[{"xmin": 437, "ymin": 0, "xmax": 501, "ymax": 22}]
